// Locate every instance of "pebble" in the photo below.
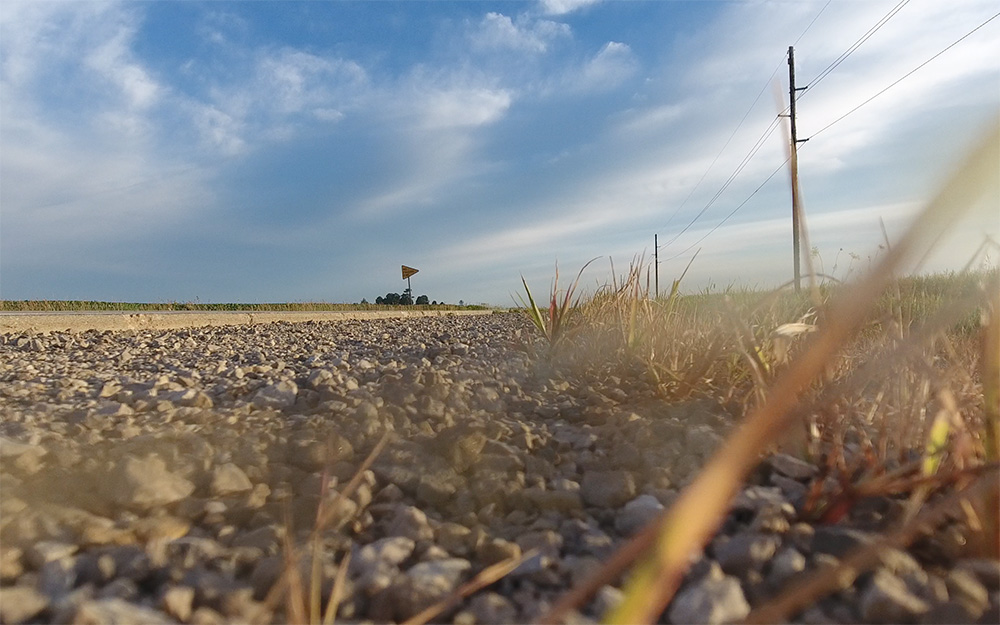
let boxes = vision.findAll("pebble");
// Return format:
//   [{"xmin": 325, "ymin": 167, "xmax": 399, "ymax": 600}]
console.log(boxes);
[
  {"xmin": 0, "ymin": 586, "xmax": 49, "ymax": 624},
  {"xmin": 580, "ymin": 470, "xmax": 636, "ymax": 508},
  {"xmin": 668, "ymin": 566, "xmax": 750, "ymax": 625},
  {"xmin": 1, "ymin": 315, "xmax": 994, "ymax": 624}
]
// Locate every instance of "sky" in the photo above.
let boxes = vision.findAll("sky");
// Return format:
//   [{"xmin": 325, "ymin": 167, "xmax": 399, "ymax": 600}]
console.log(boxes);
[{"xmin": 1, "ymin": 0, "xmax": 998, "ymax": 305}]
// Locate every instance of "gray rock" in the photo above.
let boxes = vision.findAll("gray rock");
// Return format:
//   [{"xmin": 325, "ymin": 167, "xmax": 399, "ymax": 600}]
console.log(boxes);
[
  {"xmin": 732, "ymin": 486, "xmax": 789, "ymax": 514},
  {"xmin": 812, "ymin": 526, "xmax": 876, "ymax": 558},
  {"xmin": 860, "ymin": 569, "xmax": 931, "ymax": 623},
  {"xmin": 0, "ymin": 586, "xmax": 49, "ymax": 625},
  {"xmin": 714, "ymin": 532, "xmax": 781, "ymax": 577},
  {"xmin": 387, "ymin": 505, "xmax": 434, "ymax": 542},
  {"xmin": 464, "ymin": 591, "xmax": 518, "ymax": 624},
  {"xmin": 252, "ymin": 380, "xmax": 298, "ymax": 409},
  {"xmin": 391, "ymin": 558, "xmax": 471, "ymax": 619},
  {"xmin": 96, "ymin": 401, "xmax": 134, "ymax": 417},
  {"xmin": 0, "ymin": 547, "xmax": 23, "ymax": 583},
  {"xmin": 614, "ymin": 494, "xmax": 665, "ymax": 536},
  {"xmin": 767, "ymin": 547, "xmax": 807, "ymax": 587},
  {"xmin": 581, "ymin": 470, "xmax": 636, "ymax": 508},
  {"xmin": 105, "ymin": 454, "xmax": 195, "ymax": 510},
  {"xmin": 37, "ymin": 558, "xmax": 76, "ymax": 600},
  {"xmin": 667, "ymin": 570, "xmax": 750, "ymax": 625},
  {"xmin": 209, "ymin": 462, "xmax": 253, "ymax": 496},
  {"xmin": 351, "ymin": 536, "xmax": 416, "ymax": 595},
  {"xmin": 161, "ymin": 585, "xmax": 196, "ymax": 623},
  {"xmin": 26, "ymin": 540, "xmax": 78, "ymax": 569},
  {"xmin": 231, "ymin": 524, "xmax": 283, "ymax": 553},
  {"xmin": 766, "ymin": 452, "xmax": 818, "ymax": 480},
  {"xmin": 476, "ymin": 538, "xmax": 522, "ymax": 566},
  {"xmin": 685, "ymin": 425, "xmax": 723, "ymax": 458},
  {"xmin": 249, "ymin": 556, "xmax": 284, "ymax": 600},
  {"xmin": 435, "ymin": 522, "xmax": 474, "ymax": 556},
  {"xmin": 522, "ymin": 488, "xmax": 583, "ymax": 514},
  {"xmin": 515, "ymin": 530, "xmax": 564, "ymax": 559},
  {"xmin": 593, "ymin": 584, "xmax": 625, "ymax": 619}
]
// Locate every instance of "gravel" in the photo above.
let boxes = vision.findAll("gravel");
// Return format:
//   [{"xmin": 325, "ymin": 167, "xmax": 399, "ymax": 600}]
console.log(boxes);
[{"xmin": 1, "ymin": 313, "xmax": 996, "ymax": 624}]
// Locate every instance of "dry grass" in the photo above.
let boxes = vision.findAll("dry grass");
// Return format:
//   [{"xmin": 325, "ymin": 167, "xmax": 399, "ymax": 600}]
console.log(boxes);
[{"xmin": 530, "ymin": 121, "xmax": 999, "ymax": 623}]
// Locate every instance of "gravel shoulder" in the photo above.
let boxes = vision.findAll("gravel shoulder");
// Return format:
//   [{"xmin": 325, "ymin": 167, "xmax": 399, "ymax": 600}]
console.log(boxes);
[{"xmin": 0, "ymin": 314, "xmax": 996, "ymax": 624}]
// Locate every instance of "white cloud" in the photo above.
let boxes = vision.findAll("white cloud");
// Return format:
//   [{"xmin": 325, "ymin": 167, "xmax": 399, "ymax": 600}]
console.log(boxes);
[
  {"xmin": 566, "ymin": 41, "xmax": 639, "ymax": 93},
  {"xmin": 256, "ymin": 49, "xmax": 367, "ymax": 115},
  {"xmin": 418, "ymin": 86, "xmax": 512, "ymax": 129},
  {"xmin": 180, "ymin": 47, "xmax": 367, "ymax": 155},
  {"xmin": 470, "ymin": 12, "xmax": 570, "ymax": 54},
  {"xmin": 191, "ymin": 104, "xmax": 247, "ymax": 156},
  {"xmin": 539, "ymin": 0, "xmax": 603, "ymax": 16},
  {"xmin": 85, "ymin": 24, "xmax": 161, "ymax": 111}
]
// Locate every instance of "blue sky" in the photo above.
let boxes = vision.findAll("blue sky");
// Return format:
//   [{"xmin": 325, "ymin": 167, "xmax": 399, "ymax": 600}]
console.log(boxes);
[{"xmin": 2, "ymin": 0, "xmax": 998, "ymax": 305}]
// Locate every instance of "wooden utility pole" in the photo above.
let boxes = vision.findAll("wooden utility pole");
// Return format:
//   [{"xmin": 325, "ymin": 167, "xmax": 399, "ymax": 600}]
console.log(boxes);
[
  {"xmin": 654, "ymin": 234, "xmax": 659, "ymax": 298},
  {"xmin": 788, "ymin": 46, "xmax": 803, "ymax": 293}
]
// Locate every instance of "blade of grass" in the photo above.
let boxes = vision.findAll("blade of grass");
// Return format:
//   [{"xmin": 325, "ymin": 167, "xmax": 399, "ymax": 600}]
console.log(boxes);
[
  {"xmin": 984, "ymin": 278, "xmax": 1000, "ymax": 461},
  {"xmin": 322, "ymin": 551, "xmax": 351, "ymax": 625}
]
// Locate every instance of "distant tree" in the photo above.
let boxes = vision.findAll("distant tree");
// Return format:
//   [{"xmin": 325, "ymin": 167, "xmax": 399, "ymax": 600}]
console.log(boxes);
[
  {"xmin": 416, "ymin": 295, "xmax": 429, "ymax": 305},
  {"xmin": 384, "ymin": 293, "xmax": 401, "ymax": 305},
  {"xmin": 400, "ymin": 293, "xmax": 413, "ymax": 305},
  {"xmin": 431, "ymin": 300, "xmax": 438, "ymax": 306},
  {"xmin": 360, "ymin": 298, "xmax": 369, "ymax": 305},
  {"xmin": 375, "ymin": 296, "xmax": 384, "ymax": 305},
  {"xmin": 459, "ymin": 300, "xmax": 465, "ymax": 306}
]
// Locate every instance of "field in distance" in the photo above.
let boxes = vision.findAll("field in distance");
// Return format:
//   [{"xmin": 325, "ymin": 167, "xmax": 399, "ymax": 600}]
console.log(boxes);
[{"xmin": 0, "ymin": 300, "xmax": 491, "ymax": 312}]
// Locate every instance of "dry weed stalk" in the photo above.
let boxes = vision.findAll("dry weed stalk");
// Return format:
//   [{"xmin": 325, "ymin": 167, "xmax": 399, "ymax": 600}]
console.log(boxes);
[{"xmin": 263, "ymin": 432, "xmax": 390, "ymax": 625}]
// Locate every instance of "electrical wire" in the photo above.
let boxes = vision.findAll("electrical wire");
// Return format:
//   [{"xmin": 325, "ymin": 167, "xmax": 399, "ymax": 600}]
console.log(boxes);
[
  {"xmin": 660, "ymin": 55, "xmax": 785, "ymax": 233},
  {"xmin": 660, "ymin": 6, "xmax": 998, "ymax": 265},
  {"xmin": 658, "ymin": 1, "xmax": 831, "ymax": 248},
  {"xmin": 794, "ymin": 0, "xmax": 832, "ymax": 46},
  {"xmin": 664, "ymin": 158, "xmax": 789, "ymax": 262},
  {"xmin": 809, "ymin": 10, "xmax": 1000, "ymax": 140},
  {"xmin": 801, "ymin": 0, "xmax": 912, "ymax": 98},
  {"xmin": 661, "ymin": 116, "xmax": 783, "ymax": 250}
]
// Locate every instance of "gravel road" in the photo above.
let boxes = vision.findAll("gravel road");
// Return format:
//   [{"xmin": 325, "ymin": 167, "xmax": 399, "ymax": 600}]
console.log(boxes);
[{"xmin": 0, "ymin": 314, "xmax": 996, "ymax": 624}]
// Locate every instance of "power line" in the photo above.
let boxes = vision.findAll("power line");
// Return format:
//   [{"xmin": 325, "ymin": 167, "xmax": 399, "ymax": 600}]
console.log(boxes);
[
  {"xmin": 660, "ymin": 116, "xmax": 783, "ymax": 250},
  {"xmin": 663, "ymin": 9, "xmax": 1000, "ymax": 266},
  {"xmin": 665, "ymin": 158, "xmax": 789, "ymax": 262},
  {"xmin": 801, "ymin": 0, "xmax": 912, "ymax": 97},
  {"xmin": 658, "ymin": 2, "xmax": 831, "ymax": 248},
  {"xmin": 809, "ymin": 10, "xmax": 1000, "ymax": 140},
  {"xmin": 661, "ymin": 54, "xmax": 785, "ymax": 233},
  {"xmin": 793, "ymin": 0, "xmax": 832, "ymax": 46}
]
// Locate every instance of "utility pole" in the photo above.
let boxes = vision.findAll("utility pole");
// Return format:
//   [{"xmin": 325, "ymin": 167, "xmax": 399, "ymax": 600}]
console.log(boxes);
[
  {"xmin": 654, "ymin": 233, "xmax": 659, "ymax": 299},
  {"xmin": 788, "ymin": 46, "xmax": 806, "ymax": 293}
]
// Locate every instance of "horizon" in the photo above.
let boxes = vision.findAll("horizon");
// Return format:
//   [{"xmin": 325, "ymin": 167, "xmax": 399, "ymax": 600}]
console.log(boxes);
[{"xmin": 2, "ymin": 1, "xmax": 998, "ymax": 306}]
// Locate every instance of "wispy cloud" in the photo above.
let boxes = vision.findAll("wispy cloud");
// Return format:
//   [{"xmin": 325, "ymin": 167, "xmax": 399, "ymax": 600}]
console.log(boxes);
[
  {"xmin": 539, "ymin": 0, "xmax": 603, "ymax": 17},
  {"xmin": 469, "ymin": 12, "xmax": 570, "ymax": 54}
]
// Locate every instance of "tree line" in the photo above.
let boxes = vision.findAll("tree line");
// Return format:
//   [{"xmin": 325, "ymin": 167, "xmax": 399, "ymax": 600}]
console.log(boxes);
[{"xmin": 372, "ymin": 293, "xmax": 432, "ymax": 305}]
